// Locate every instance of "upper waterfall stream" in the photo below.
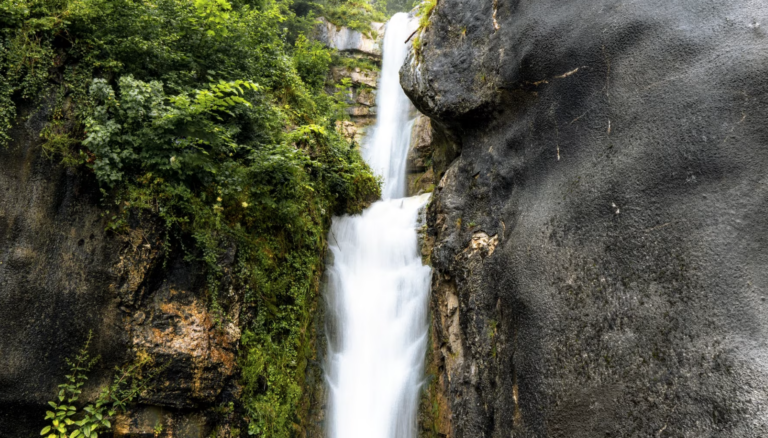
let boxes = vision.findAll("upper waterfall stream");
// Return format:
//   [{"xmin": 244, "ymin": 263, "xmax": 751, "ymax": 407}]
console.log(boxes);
[{"xmin": 325, "ymin": 13, "xmax": 430, "ymax": 438}]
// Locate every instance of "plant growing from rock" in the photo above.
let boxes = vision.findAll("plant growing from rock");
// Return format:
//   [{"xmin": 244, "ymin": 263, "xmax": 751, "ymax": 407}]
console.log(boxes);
[
  {"xmin": 411, "ymin": 0, "xmax": 437, "ymax": 59},
  {"xmin": 40, "ymin": 333, "xmax": 155, "ymax": 438},
  {"xmin": 332, "ymin": 77, "xmax": 354, "ymax": 121},
  {"xmin": 320, "ymin": 0, "xmax": 387, "ymax": 36}
]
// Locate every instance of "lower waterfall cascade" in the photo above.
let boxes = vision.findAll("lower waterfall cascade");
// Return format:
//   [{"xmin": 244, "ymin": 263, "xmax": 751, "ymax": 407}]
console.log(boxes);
[{"xmin": 324, "ymin": 12, "xmax": 430, "ymax": 438}]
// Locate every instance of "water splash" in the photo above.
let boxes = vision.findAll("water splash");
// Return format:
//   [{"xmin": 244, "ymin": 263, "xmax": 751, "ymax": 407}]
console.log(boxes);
[{"xmin": 326, "ymin": 13, "xmax": 430, "ymax": 438}]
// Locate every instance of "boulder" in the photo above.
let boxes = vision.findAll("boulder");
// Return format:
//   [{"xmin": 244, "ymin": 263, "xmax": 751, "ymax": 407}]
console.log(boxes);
[
  {"xmin": 403, "ymin": 1, "xmax": 768, "ymax": 437},
  {"xmin": 407, "ymin": 114, "xmax": 434, "ymax": 172},
  {"xmin": 406, "ymin": 114, "xmax": 436, "ymax": 196}
]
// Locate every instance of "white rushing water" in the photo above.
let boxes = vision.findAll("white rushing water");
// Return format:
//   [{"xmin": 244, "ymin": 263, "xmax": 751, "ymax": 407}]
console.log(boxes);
[{"xmin": 325, "ymin": 13, "xmax": 430, "ymax": 438}]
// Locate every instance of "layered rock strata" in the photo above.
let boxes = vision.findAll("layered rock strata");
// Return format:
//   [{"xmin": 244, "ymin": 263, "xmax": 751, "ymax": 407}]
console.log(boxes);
[{"xmin": 315, "ymin": 18, "xmax": 384, "ymax": 145}]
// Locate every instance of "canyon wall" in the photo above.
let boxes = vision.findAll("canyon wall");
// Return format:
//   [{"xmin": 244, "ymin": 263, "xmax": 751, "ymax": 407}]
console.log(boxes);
[
  {"xmin": 0, "ymin": 103, "xmax": 245, "ymax": 438},
  {"xmin": 403, "ymin": 1, "xmax": 768, "ymax": 436}
]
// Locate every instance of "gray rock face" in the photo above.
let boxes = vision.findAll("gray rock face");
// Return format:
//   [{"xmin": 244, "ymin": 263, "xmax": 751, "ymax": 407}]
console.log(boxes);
[
  {"xmin": 403, "ymin": 1, "xmax": 768, "ymax": 437},
  {"xmin": 0, "ymin": 104, "xmax": 128, "ymax": 437},
  {"xmin": 315, "ymin": 17, "xmax": 384, "ymax": 57},
  {"xmin": 406, "ymin": 115, "xmax": 436, "ymax": 196},
  {"xmin": 319, "ymin": 20, "xmax": 383, "ymax": 146}
]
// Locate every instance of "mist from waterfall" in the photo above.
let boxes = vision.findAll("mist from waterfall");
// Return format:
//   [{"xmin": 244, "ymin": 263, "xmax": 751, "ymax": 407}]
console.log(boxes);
[{"xmin": 325, "ymin": 12, "xmax": 430, "ymax": 438}]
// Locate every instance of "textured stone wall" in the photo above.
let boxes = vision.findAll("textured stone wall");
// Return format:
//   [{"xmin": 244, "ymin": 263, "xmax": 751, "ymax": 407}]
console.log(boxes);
[
  {"xmin": 403, "ymin": 0, "xmax": 768, "ymax": 436},
  {"xmin": 315, "ymin": 18, "xmax": 384, "ymax": 147}
]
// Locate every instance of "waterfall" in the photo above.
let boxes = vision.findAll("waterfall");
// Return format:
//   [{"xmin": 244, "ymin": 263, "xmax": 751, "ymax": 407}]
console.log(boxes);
[
  {"xmin": 325, "ymin": 13, "xmax": 430, "ymax": 438},
  {"xmin": 361, "ymin": 13, "xmax": 418, "ymax": 200}
]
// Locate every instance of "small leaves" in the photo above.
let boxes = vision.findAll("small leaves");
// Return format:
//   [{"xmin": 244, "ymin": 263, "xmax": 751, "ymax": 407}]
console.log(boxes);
[{"xmin": 41, "ymin": 332, "xmax": 155, "ymax": 438}]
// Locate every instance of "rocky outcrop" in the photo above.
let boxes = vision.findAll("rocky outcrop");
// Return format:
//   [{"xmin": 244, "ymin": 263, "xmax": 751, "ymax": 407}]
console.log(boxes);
[
  {"xmin": 404, "ymin": 0, "xmax": 768, "ymax": 437},
  {"xmin": 331, "ymin": 65, "xmax": 380, "ymax": 89},
  {"xmin": 314, "ymin": 18, "xmax": 384, "ymax": 57},
  {"xmin": 0, "ymin": 103, "xmax": 243, "ymax": 437},
  {"xmin": 405, "ymin": 114, "xmax": 435, "ymax": 196},
  {"xmin": 405, "ymin": 113, "xmax": 461, "ymax": 198},
  {"xmin": 330, "ymin": 66, "xmax": 379, "ymax": 144},
  {"xmin": 317, "ymin": 19, "xmax": 383, "ymax": 146}
]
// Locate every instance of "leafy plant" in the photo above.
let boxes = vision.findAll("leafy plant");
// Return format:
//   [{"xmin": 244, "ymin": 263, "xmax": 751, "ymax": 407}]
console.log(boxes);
[
  {"xmin": 320, "ymin": 0, "xmax": 386, "ymax": 35},
  {"xmin": 417, "ymin": 0, "xmax": 437, "ymax": 30},
  {"xmin": 332, "ymin": 77, "xmax": 353, "ymax": 121},
  {"xmin": 294, "ymin": 35, "xmax": 333, "ymax": 90},
  {"xmin": 40, "ymin": 332, "xmax": 155, "ymax": 438},
  {"xmin": 153, "ymin": 420, "xmax": 163, "ymax": 437},
  {"xmin": 412, "ymin": 0, "xmax": 437, "ymax": 58},
  {"xmin": 83, "ymin": 76, "xmax": 259, "ymax": 186},
  {"xmin": 331, "ymin": 52, "xmax": 380, "ymax": 73}
]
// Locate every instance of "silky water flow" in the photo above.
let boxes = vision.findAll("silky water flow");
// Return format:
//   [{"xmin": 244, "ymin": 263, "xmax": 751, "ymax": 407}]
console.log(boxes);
[{"xmin": 325, "ymin": 13, "xmax": 430, "ymax": 438}]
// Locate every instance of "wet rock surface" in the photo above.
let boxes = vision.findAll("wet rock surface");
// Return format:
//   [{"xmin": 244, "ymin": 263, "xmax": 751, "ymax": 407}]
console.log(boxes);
[{"xmin": 404, "ymin": 1, "xmax": 768, "ymax": 437}]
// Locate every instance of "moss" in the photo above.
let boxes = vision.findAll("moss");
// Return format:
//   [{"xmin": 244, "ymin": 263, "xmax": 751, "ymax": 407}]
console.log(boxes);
[
  {"xmin": 412, "ymin": 0, "xmax": 437, "ymax": 59},
  {"xmin": 417, "ymin": 314, "xmax": 451, "ymax": 438}
]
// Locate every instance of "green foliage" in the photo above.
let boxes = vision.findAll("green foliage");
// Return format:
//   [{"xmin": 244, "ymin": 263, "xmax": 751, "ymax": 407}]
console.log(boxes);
[
  {"xmin": 293, "ymin": 35, "xmax": 333, "ymax": 90},
  {"xmin": 83, "ymin": 76, "xmax": 259, "ymax": 186},
  {"xmin": 320, "ymin": 0, "xmax": 386, "ymax": 34},
  {"xmin": 417, "ymin": 0, "xmax": 437, "ymax": 28},
  {"xmin": 375, "ymin": 0, "xmax": 417, "ymax": 15},
  {"xmin": 191, "ymin": 0, "xmax": 234, "ymax": 39},
  {"xmin": 412, "ymin": 0, "xmax": 436, "ymax": 57},
  {"xmin": 1, "ymin": 0, "xmax": 382, "ymax": 436},
  {"xmin": 331, "ymin": 52, "xmax": 380, "ymax": 73},
  {"xmin": 153, "ymin": 420, "xmax": 163, "ymax": 437},
  {"xmin": 40, "ymin": 333, "xmax": 155, "ymax": 438},
  {"xmin": 332, "ymin": 77, "xmax": 353, "ymax": 121},
  {"xmin": 0, "ymin": 0, "xmax": 69, "ymax": 145}
]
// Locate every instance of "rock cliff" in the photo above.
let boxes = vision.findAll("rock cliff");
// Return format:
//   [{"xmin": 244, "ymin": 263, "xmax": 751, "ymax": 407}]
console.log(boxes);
[
  {"xmin": 0, "ymin": 104, "xmax": 244, "ymax": 437},
  {"xmin": 315, "ymin": 18, "xmax": 384, "ymax": 146},
  {"xmin": 403, "ymin": 1, "xmax": 768, "ymax": 437}
]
